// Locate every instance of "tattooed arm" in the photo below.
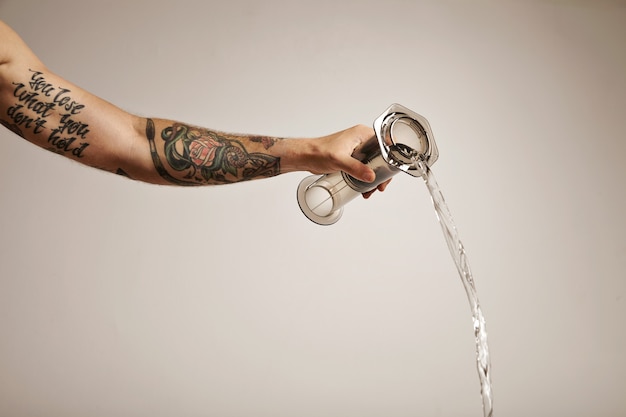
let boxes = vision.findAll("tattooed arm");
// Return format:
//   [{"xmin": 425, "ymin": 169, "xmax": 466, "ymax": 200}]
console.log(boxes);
[{"xmin": 0, "ymin": 21, "xmax": 383, "ymax": 190}]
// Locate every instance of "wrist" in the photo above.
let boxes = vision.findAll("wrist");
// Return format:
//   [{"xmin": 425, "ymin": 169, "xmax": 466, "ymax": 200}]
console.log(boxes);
[{"xmin": 277, "ymin": 137, "xmax": 319, "ymax": 174}]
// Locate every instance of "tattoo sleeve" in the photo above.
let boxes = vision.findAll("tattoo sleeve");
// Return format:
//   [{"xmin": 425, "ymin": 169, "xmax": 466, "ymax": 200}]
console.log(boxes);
[
  {"xmin": 146, "ymin": 118, "xmax": 280, "ymax": 185},
  {"xmin": 0, "ymin": 68, "xmax": 282, "ymax": 186}
]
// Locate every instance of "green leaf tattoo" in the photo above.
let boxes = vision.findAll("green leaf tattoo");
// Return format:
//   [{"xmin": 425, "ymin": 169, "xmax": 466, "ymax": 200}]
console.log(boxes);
[{"xmin": 146, "ymin": 119, "xmax": 280, "ymax": 185}]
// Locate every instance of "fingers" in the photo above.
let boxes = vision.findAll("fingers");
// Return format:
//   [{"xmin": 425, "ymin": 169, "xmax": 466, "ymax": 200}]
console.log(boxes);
[
  {"xmin": 342, "ymin": 158, "xmax": 375, "ymax": 183},
  {"xmin": 334, "ymin": 126, "xmax": 376, "ymax": 182},
  {"xmin": 336, "ymin": 125, "xmax": 392, "ymax": 196},
  {"xmin": 362, "ymin": 189, "xmax": 376, "ymax": 199},
  {"xmin": 362, "ymin": 178, "xmax": 392, "ymax": 199},
  {"xmin": 377, "ymin": 178, "xmax": 392, "ymax": 192},
  {"xmin": 309, "ymin": 124, "xmax": 381, "ymax": 184}
]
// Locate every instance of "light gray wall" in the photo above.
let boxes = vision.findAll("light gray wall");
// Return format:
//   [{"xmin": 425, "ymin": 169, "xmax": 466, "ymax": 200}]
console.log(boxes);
[{"xmin": 1, "ymin": 1, "xmax": 625, "ymax": 416}]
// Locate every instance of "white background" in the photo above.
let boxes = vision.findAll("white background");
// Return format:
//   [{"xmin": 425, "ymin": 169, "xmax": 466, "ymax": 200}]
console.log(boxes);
[{"xmin": 1, "ymin": 1, "xmax": 625, "ymax": 416}]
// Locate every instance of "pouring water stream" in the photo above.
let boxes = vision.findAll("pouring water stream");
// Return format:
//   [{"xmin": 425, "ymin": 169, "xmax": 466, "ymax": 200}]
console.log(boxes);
[{"xmin": 412, "ymin": 156, "xmax": 494, "ymax": 417}]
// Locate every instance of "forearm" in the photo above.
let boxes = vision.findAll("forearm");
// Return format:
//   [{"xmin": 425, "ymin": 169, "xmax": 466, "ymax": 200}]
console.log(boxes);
[
  {"xmin": 131, "ymin": 117, "xmax": 315, "ymax": 186},
  {"xmin": 118, "ymin": 117, "xmax": 377, "ymax": 186},
  {"xmin": 0, "ymin": 33, "xmax": 288, "ymax": 185}
]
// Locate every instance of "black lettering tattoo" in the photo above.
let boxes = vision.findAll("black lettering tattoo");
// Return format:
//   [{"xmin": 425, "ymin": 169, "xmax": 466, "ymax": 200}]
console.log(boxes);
[
  {"xmin": 3, "ymin": 69, "xmax": 90, "ymax": 158},
  {"xmin": 28, "ymin": 70, "xmax": 55, "ymax": 96},
  {"xmin": 53, "ymin": 88, "xmax": 85, "ymax": 115}
]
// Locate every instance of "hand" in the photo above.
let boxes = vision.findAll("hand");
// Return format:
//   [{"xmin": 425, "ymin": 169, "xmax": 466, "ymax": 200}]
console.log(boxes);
[
  {"xmin": 306, "ymin": 124, "xmax": 375, "ymax": 181},
  {"xmin": 296, "ymin": 125, "xmax": 392, "ymax": 198}
]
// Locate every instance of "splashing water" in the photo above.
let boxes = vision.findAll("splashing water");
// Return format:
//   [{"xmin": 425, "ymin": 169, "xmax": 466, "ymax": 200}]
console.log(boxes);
[{"xmin": 413, "ymin": 157, "xmax": 494, "ymax": 417}]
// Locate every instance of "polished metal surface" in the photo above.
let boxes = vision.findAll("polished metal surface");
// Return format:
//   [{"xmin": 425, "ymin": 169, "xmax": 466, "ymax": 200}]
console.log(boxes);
[{"xmin": 373, "ymin": 103, "xmax": 438, "ymax": 177}]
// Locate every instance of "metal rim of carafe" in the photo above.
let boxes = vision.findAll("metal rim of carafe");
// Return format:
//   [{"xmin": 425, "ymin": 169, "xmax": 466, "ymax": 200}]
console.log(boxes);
[{"xmin": 374, "ymin": 104, "xmax": 439, "ymax": 176}]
